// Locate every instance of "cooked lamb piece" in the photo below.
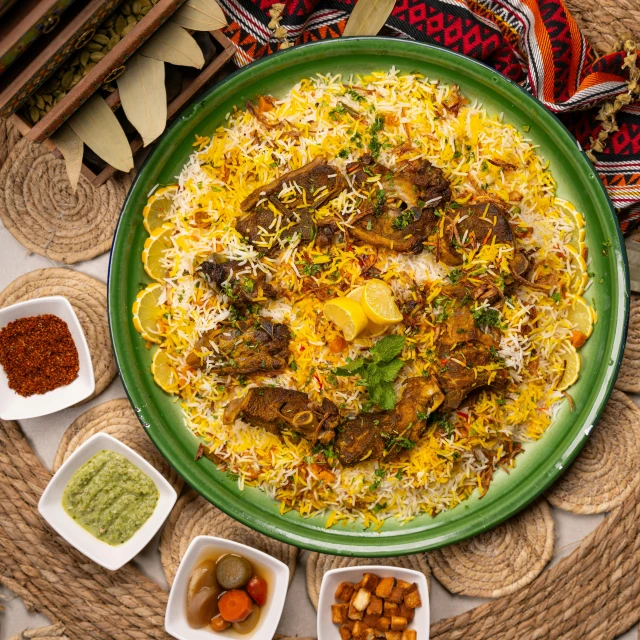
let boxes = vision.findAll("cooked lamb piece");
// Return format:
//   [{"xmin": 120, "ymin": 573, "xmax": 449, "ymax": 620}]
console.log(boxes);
[
  {"xmin": 186, "ymin": 319, "xmax": 290, "ymax": 374},
  {"xmin": 236, "ymin": 157, "xmax": 346, "ymax": 250},
  {"xmin": 438, "ymin": 202, "xmax": 514, "ymax": 266},
  {"xmin": 223, "ymin": 386, "xmax": 340, "ymax": 444},
  {"xmin": 334, "ymin": 377, "xmax": 444, "ymax": 466},
  {"xmin": 198, "ymin": 256, "xmax": 276, "ymax": 309},
  {"xmin": 440, "ymin": 277, "xmax": 503, "ymax": 306},
  {"xmin": 346, "ymin": 155, "xmax": 451, "ymax": 252}
]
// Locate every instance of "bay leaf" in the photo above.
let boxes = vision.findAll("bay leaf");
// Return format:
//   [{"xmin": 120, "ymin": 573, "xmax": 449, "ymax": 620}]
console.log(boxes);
[
  {"xmin": 139, "ymin": 21, "xmax": 205, "ymax": 68},
  {"xmin": 117, "ymin": 55, "xmax": 167, "ymax": 147},
  {"xmin": 342, "ymin": 0, "xmax": 396, "ymax": 37},
  {"xmin": 67, "ymin": 94, "xmax": 133, "ymax": 172},
  {"xmin": 51, "ymin": 124, "xmax": 83, "ymax": 193},
  {"xmin": 171, "ymin": 0, "xmax": 227, "ymax": 31}
]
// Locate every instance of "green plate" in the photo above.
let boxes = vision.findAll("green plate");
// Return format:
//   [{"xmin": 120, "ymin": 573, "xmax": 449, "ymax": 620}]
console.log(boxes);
[{"xmin": 109, "ymin": 37, "xmax": 629, "ymax": 556}]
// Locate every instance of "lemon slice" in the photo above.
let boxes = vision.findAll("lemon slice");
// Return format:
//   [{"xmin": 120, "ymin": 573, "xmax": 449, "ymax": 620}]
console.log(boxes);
[
  {"xmin": 566, "ymin": 294, "xmax": 593, "ymax": 340},
  {"xmin": 556, "ymin": 198, "xmax": 586, "ymax": 256},
  {"xmin": 566, "ymin": 245, "xmax": 588, "ymax": 296},
  {"xmin": 557, "ymin": 344, "xmax": 581, "ymax": 391},
  {"xmin": 324, "ymin": 297, "xmax": 369, "ymax": 341},
  {"xmin": 152, "ymin": 348, "xmax": 179, "ymax": 393},
  {"xmin": 361, "ymin": 279, "xmax": 403, "ymax": 325},
  {"xmin": 143, "ymin": 185, "xmax": 178, "ymax": 233},
  {"xmin": 142, "ymin": 224, "xmax": 175, "ymax": 281},
  {"xmin": 346, "ymin": 286, "xmax": 387, "ymax": 337},
  {"xmin": 132, "ymin": 283, "xmax": 164, "ymax": 343}
]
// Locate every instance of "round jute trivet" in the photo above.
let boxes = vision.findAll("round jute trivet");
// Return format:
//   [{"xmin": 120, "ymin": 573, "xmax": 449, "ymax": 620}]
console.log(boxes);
[
  {"xmin": 159, "ymin": 489, "xmax": 298, "ymax": 586},
  {"xmin": 0, "ymin": 118, "xmax": 21, "ymax": 169},
  {"xmin": 614, "ymin": 294, "xmax": 640, "ymax": 394},
  {"xmin": 546, "ymin": 389, "xmax": 640, "ymax": 513},
  {"xmin": 9, "ymin": 624, "xmax": 70, "ymax": 640},
  {"xmin": 52, "ymin": 398, "xmax": 184, "ymax": 494},
  {"xmin": 306, "ymin": 551, "xmax": 430, "ymax": 610},
  {"xmin": 565, "ymin": 0, "xmax": 640, "ymax": 53},
  {"xmin": 0, "ymin": 268, "xmax": 116, "ymax": 401},
  {"xmin": 426, "ymin": 499, "xmax": 554, "ymax": 598},
  {"xmin": 0, "ymin": 122, "xmax": 131, "ymax": 265}
]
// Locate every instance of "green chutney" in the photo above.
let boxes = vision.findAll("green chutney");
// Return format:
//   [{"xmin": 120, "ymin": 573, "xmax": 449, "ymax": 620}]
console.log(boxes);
[{"xmin": 62, "ymin": 449, "xmax": 159, "ymax": 546}]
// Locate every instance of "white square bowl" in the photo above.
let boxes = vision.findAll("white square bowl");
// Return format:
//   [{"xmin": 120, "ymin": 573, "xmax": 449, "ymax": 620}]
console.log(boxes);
[
  {"xmin": 317, "ymin": 565, "xmax": 430, "ymax": 640},
  {"xmin": 38, "ymin": 432, "xmax": 177, "ymax": 571},
  {"xmin": 165, "ymin": 535, "xmax": 290, "ymax": 640},
  {"xmin": 0, "ymin": 295, "xmax": 95, "ymax": 420}
]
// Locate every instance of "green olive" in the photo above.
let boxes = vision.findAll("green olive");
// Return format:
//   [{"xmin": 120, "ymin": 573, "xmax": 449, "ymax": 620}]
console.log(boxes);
[{"xmin": 215, "ymin": 554, "xmax": 253, "ymax": 590}]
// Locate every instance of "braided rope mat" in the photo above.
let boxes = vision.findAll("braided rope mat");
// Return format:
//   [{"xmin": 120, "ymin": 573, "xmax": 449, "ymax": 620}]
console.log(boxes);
[
  {"xmin": 0, "ymin": 268, "xmax": 116, "ymax": 400},
  {"xmin": 0, "ymin": 119, "xmax": 131, "ymax": 265},
  {"xmin": 615, "ymin": 295, "xmax": 640, "ymax": 394},
  {"xmin": 426, "ymin": 499, "xmax": 554, "ymax": 598},
  {"xmin": 546, "ymin": 389, "xmax": 640, "ymax": 513},
  {"xmin": 53, "ymin": 399, "xmax": 184, "ymax": 494},
  {"xmin": 306, "ymin": 550, "xmax": 431, "ymax": 610},
  {"xmin": 159, "ymin": 490, "xmax": 298, "ymax": 586}
]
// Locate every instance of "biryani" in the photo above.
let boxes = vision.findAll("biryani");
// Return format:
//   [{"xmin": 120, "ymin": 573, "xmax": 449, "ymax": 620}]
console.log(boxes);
[{"xmin": 133, "ymin": 69, "xmax": 595, "ymax": 527}]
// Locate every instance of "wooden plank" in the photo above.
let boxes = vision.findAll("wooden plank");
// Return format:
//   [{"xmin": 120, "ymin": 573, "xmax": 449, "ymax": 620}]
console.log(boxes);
[{"xmin": 26, "ymin": 0, "xmax": 186, "ymax": 143}]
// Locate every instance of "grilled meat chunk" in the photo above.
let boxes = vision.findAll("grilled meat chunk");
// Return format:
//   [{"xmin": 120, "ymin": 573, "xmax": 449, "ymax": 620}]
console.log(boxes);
[
  {"xmin": 438, "ymin": 201, "xmax": 514, "ymax": 266},
  {"xmin": 236, "ymin": 157, "xmax": 346, "ymax": 251},
  {"xmin": 198, "ymin": 256, "xmax": 276, "ymax": 309},
  {"xmin": 335, "ymin": 377, "xmax": 444, "ymax": 466},
  {"xmin": 346, "ymin": 155, "xmax": 451, "ymax": 252},
  {"xmin": 223, "ymin": 387, "xmax": 340, "ymax": 444},
  {"xmin": 186, "ymin": 319, "xmax": 290, "ymax": 374}
]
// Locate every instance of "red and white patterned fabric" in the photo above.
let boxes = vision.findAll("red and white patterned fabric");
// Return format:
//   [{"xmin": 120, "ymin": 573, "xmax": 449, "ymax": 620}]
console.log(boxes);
[{"xmin": 219, "ymin": 0, "xmax": 640, "ymax": 231}]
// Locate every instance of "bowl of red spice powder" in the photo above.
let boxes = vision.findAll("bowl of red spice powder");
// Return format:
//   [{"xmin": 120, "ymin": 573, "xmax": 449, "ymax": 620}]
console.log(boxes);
[{"xmin": 0, "ymin": 296, "xmax": 94, "ymax": 419}]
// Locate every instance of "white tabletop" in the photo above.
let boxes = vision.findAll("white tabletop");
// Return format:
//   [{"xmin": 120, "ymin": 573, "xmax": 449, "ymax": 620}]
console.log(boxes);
[{"xmin": 0, "ymin": 224, "xmax": 636, "ymax": 640}]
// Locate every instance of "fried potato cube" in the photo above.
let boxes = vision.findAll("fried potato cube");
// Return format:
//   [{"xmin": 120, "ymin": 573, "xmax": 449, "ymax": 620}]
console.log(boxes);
[
  {"xmin": 362, "ymin": 629, "xmax": 376, "ymax": 640},
  {"xmin": 346, "ymin": 620, "xmax": 357, "ymax": 630},
  {"xmin": 367, "ymin": 595, "xmax": 383, "ymax": 616},
  {"xmin": 383, "ymin": 601, "xmax": 399, "ymax": 617},
  {"xmin": 375, "ymin": 577, "xmax": 395, "ymax": 599},
  {"xmin": 387, "ymin": 586, "xmax": 405, "ymax": 604},
  {"xmin": 339, "ymin": 625, "xmax": 353, "ymax": 640},
  {"xmin": 401, "ymin": 631, "xmax": 417, "ymax": 640},
  {"xmin": 398, "ymin": 604, "xmax": 415, "ymax": 623},
  {"xmin": 390, "ymin": 616, "xmax": 408, "ymax": 631},
  {"xmin": 336, "ymin": 582, "xmax": 356, "ymax": 602},
  {"xmin": 376, "ymin": 616, "xmax": 391, "ymax": 632},
  {"xmin": 364, "ymin": 613, "xmax": 381, "ymax": 628},
  {"xmin": 352, "ymin": 588, "xmax": 372, "ymax": 612},
  {"xmin": 348, "ymin": 600, "xmax": 365, "ymax": 621},
  {"xmin": 361, "ymin": 573, "xmax": 380, "ymax": 591},
  {"xmin": 352, "ymin": 621, "xmax": 371, "ymax": 637},
  {"xmin": 385, "ymin": 632, "xmax": 402, "ymax": 640},
  {"xmin": 403, "ymin": 588, "xmax": 422, "ymax": 609},
  {"xmin": 396, "ymin": 579, "xmax": 411, "ymax": 591},
  {"xmin": 333, "ymin": 604, "xmax": 349, "ymax": 624}
]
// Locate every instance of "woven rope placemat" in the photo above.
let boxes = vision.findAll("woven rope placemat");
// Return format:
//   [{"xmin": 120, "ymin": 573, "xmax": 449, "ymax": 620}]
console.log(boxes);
[
  {"xmin": 159, "ymin": 489, "xmax": 298, "ymax": 586},
  {"xmin": 52, "ymin": 398, "xmax": 184, "ymax": 494},
  {"xmin": 0, "ymin": 118, "xmax": 21, "ymax": 169},
  {"xmin": 9, "ymin": 624, "xmax": 70, "ymax": 640},
  {"xmin": 426, "ymin": 499, "xmax": 554, "ymax": 598},
  {"xmin": 614, "ymin": 295, "xmax": 640, "ymax": 394},
  {"xmin": 565, "ymin": 0, "xmax": 640, "ymax": 53},
  {"xmin": 0, "ymin": 268, "xmax": 116, "ymax": 400},
  {"xmin": 306, "ymin": 551, "xmax": 430, "ymax": 610},
  {"xmin": 0, "ymin": 119, "xmax": 131, "ymax": 265},
  {"xmin": 546, "ymin": 389, "xmax": 640, "ymax": 513}
]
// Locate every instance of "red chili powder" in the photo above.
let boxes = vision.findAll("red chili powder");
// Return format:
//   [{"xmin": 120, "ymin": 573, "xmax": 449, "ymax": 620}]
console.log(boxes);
[{"xmin": 0, "ymin": 314, "xmax": 79, "ymax": 397}]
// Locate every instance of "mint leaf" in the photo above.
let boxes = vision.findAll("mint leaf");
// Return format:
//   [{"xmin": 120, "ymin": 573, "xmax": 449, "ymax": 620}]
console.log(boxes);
[
  {"xmin": 377, "ymin": 358, "xmax": 404, "ymax": 382},
  {"xmin": 335, "ymin": 357, "xmax": 365, "ymax": 376},
  {"xmin": 371, "ymin": 382, "xmax": 397, "ymax": 410},
  {"xmin": 370, "ymin": 335, "xmax": 405, "ymax": 363}
]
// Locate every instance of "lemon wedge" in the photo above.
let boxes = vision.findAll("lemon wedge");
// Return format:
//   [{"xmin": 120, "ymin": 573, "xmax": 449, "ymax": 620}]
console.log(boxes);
[
  {"xmin": 361, "ymin": 279, "xmax": 403, "ymax": 325},
  {"xmin": 132, "ymin": 283, "xmax": 164, "ymax": 343},
  {"xmin": 324, "ymin": 297, "xmax": 369, "ymax": 341},
  {"xmin": 143, "ymin": 185, "xmax": 178, "ymax": 233},
  {"xmin": 557, "ymin": 344, "xmax": 581, "ymax": 391},
  {"xmin": 346, "ymin": 286, "xmax": 387, "ymax": 336},
  {"xmin": 142, "ymin": 224, "xmax": 175, "ymax": 281},
  {"xmin": 151, "ymin": 348, "xmax": 179, "ymax": 393},
  {"xmin": 566, "ymin": 245, "xmax": 588, "ymax": 296},
  {"xmin": 566, "ymin": 294, "xmax": 593, "ymax": 340},
  {"xmin": 556, "ymin": 198, "xmax": 586, "ymax": 257}
]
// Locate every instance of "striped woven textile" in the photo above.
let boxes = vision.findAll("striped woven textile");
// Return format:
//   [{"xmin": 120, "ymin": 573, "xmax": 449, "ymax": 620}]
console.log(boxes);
[{"xmin": 219, "ymin": 0, "xmax": 640, "ymax": 232}]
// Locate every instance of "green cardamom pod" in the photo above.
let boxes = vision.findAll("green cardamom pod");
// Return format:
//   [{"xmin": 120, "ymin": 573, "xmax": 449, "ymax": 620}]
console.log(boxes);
[
  {"xmin": 42, "ymin": 94, "xmax": 53, "ymax": 105},
  {"xmin": 53, "ymin": 90, "xmax": 62, "ymax": 97},
  {"xmin": 86, "ymin": 42, "xmax": 102, "ymax": 51},
  {"xmin": 61, "ymin": 70, "xmax": 74, "ymax": 89},
  {"xmin": 83, "ymin": 62, "xmax": 96, "ymax": 75},
  {"xmin": 103, "ymin": 17, "xmax": 114, "ymax": 28},
  {"xmin": 115, "ymin": 14, "xmax": 127, "ymax": 34},
  {"xmin": 89, "ymin": 51, "xmax": 105, "ymax": 62},
  {"xmin": 121, "ymin": 22, "xmax": 135, "ymax": 35},
  {"xmin": 140, "ymin": 5, "xmax": 150, "ymax": 15},
  {"xmin": 80, "ymin": 50, "xmax": 90, "ymax": 66},
  {"xmin": 122, "ymin": 2, "xmax": 131, "ymax": 15},
  {"xmin": 44, "ymin": 103, "xmax": 52, "ymax": 113},
  {"xmin": 29, "ymin": 106, "xmax": 40, "ymax": 123},
  {"xmin": 92, "ymin": 33, "xmax": 110, "ymax": 45},
  {"xmin": 132, "ymin": 0, "xmax": 141, "ymax": 15},
  {"xmin": 110, "ymin": 34, "xmax": 120, "ymax": 47},
  {"xmin": 35, "ymin": 94, "xmax": 45, "ymax": 109},
  {"xmin": 127, "ymin": 14, "xmax": 137, "ymax": 25}
]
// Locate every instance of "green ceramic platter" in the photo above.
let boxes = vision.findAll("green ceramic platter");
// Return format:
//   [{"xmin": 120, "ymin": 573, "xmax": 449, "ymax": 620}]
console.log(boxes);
[{"xmin": 109, "ymin": 38, "xmax": 629, "ymax": 556}]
